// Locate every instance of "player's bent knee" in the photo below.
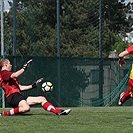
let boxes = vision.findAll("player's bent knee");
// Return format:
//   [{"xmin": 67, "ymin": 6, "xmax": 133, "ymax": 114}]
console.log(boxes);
[
  {"xmin": 38, "ymin": 96, "xmax": 47, "ymax": 105},
  {"xmin": 24, "ymin": 106, "xmax": 30, "ymax": 112},
  {"xmin": 20, "ymin": 105, "xmax": 30, "ymax": 113}
]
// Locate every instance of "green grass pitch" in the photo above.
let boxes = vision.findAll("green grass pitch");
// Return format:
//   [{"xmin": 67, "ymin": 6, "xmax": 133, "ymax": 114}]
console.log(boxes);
[{"xmin": 0, "ymin": 107, "xmax": 133, "ymax": 133}]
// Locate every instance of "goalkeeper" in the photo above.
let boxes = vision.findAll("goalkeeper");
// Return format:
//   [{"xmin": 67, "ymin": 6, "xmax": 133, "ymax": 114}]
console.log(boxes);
[
  {"xmin": 118, "ymin": 45, "xmax": 133, "ymax": 105},
  {"xmin": 0, "ymin": 58, "xmax": 71, "ymax": 116}
]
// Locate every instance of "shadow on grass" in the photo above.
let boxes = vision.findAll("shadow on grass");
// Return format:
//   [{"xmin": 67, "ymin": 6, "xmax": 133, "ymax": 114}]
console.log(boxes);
[{"xmin": 15, "ymin": 113, "xmax": 55, "ymax": 116}]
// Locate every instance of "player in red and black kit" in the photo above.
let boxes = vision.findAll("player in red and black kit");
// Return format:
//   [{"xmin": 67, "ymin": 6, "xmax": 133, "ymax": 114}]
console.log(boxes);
[
  {"xmin": 118, "ymin": 45, "xmax": 133, "ymax": 105},
  {"xmin": 0, "ymin": 58, "xmax": 71, "ymax": 116}
]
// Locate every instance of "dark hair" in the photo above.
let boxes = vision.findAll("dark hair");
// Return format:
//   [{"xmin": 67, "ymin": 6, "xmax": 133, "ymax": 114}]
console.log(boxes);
[{"xmin": 0, "ymin": 58, "xmax": 9, "ymax": 71}]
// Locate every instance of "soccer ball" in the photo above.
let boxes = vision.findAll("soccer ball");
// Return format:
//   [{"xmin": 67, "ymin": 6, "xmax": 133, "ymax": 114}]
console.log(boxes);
[{"xmin": 42, "ymin": 82, "xmax": 53, "ymax": 93}]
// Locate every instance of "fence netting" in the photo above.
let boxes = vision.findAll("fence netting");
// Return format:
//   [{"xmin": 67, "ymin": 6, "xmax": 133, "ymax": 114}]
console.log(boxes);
[
  {"xmin": 0, "ymin": 1, "xmax": 132, "ymax": 107},
  {"xmin": 0, "ymin": 57, "xmax": 132, "ymax": 107}
]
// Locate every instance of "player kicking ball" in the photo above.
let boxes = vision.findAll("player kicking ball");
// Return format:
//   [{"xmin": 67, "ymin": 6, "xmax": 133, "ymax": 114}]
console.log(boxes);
[
  {"xmin": 0, "ymin": 58, "xmax": 71, "ymax": 116},
  {"xmin": 118, "ymin": 45, "xmax": 133, "ymax": 106}
]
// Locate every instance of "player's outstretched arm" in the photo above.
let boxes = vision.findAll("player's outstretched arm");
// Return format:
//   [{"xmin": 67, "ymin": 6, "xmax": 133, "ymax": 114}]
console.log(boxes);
[
  {"xmin": 118, "ymin": 50, "xmax": 128, "ymax": 67},
  {"xmin": 19, "ymin": 85, "xmax": 33, "ymax": 91},
  {"xmin": 11, "ymin": 59, "xmax": 33, "ymax": 78},
  {"xmin": 19, "ymin": 78, "xmax": 44, "ymax": 91},
  {"xmin": 118, "ymin": 45, "xmax": 133, "ymax": 67},
  {"xmin": 32, "ymin": 78, "xmax": 44, "ymax": 88},
  {"xmin": 23, "ymin": 59, "xmax": 33, "ymax": 71}
]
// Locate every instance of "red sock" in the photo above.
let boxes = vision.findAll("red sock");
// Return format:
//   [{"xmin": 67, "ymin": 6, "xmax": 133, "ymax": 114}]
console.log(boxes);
[
  {"xmin": 3, "ymin": 107, "xmax": 19, "ymax": 116},
  {"xmin": 121, "ymin": 91, "xmax": 131, "ymax": 103},
  {"xmin": 42, "ymin": 102, "xmax": 61, "ymax": 114}
]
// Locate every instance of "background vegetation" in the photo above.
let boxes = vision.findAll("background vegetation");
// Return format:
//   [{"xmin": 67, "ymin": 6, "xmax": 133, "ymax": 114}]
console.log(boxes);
[{"xmin": 3, "ymin": 0, "xmax": 133, "ymax": 57}]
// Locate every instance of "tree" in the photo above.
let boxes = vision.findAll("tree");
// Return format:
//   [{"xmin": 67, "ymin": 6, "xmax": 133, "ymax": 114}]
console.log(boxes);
[
  {"xmin": 112, "ymin": 35, "xmax": 128, "ymax": 54},
  {"xmin": 3, "ymin": 0, "xmax": 131, "ymax": 57}
]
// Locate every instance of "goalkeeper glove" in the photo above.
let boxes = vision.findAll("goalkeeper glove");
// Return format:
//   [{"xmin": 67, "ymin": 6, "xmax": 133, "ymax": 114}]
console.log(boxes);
[
  {"xmin": 23, "ymin": 59, "xmax": 33, "ymax": 70},
  {"xmin": 32, "ymin": 78, "xmax": 44, "ymax": 88}
]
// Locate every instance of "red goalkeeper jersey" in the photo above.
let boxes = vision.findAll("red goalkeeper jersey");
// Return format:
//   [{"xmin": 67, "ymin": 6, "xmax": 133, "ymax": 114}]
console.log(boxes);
[{"xmin": 0, "ymin": 70, "xmax": 21, "ymax": 98}]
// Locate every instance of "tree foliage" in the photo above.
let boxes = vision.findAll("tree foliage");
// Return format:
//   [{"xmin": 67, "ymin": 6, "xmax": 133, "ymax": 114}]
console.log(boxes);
[{"xmin": 3, "ymin": 0, "xmax": 131, "ymax": 57}]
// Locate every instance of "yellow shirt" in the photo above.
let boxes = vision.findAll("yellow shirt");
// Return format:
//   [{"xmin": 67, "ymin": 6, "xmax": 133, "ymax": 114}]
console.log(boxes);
[{"xmin": 130, "ymin": 64, "xmax": 133, "ymax": 79}]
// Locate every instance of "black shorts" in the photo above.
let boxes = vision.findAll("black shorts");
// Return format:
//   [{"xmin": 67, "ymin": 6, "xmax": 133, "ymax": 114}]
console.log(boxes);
[{"xmin": 7, "ymin": 92, "xmax": 26, "ymax": 108}]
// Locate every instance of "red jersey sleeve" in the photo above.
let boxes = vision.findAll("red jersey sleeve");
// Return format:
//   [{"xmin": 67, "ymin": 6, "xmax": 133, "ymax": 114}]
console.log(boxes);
[
  {"xmin": 127, "ymin": 45, "xmax": 133, "ymax": 54},
  {"xmin": 1, "ymin": 70, "xmax": 13, "ymax": 81},
  {"xmin": 0, "ymin": 70, "xmax": 21, "ymax": 98}
]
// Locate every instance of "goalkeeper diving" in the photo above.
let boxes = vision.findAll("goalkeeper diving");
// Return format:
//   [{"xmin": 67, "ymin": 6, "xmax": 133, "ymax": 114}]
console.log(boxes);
[{"xmin": 0, "ymin": 58, "xmax": 71, "ymax": 116}]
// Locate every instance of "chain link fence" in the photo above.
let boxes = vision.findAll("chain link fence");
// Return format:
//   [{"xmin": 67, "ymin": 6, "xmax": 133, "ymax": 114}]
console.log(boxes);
[{"xmin": 0, "ymin": 57, "xmax": 132, "ymax": 107}]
